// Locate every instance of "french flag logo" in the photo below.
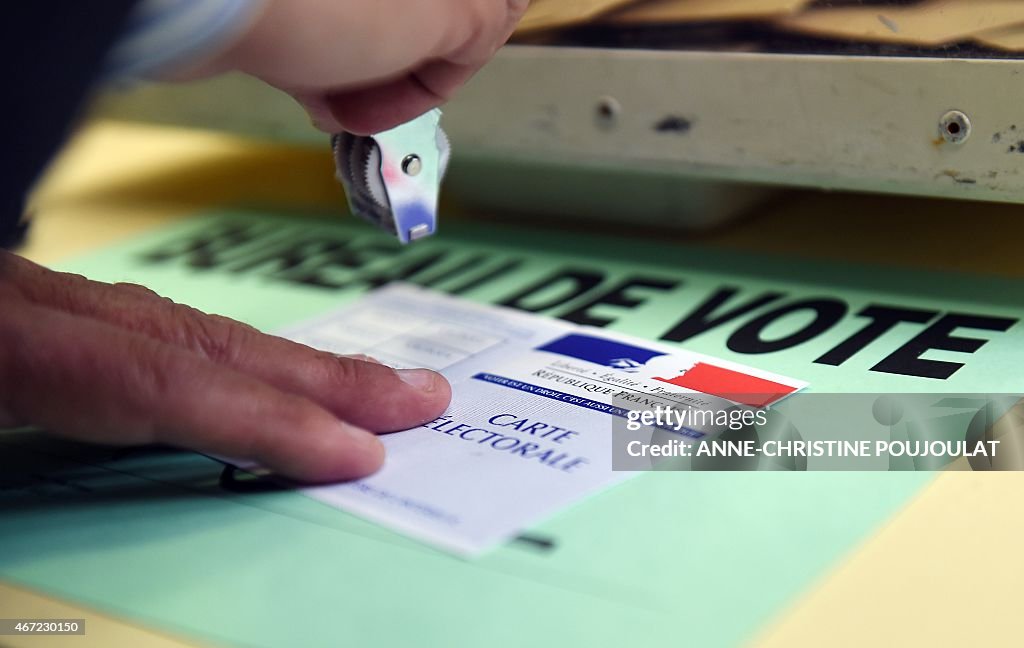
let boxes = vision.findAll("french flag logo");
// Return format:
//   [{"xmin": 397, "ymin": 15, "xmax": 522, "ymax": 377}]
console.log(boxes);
[
  {"xmin": 537, "ymin": 334, "xmax": 795, "ymax": 407},
  {"xmin": 652, "ymin": 363, "xmax": 795, "ymax": 408},
  {"xmin": 538, "ymin": 335, "xmax": 666, "ymax": 368}
]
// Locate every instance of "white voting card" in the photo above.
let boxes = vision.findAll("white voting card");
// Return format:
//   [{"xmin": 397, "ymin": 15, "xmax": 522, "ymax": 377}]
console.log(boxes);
[{"xmin": 278, "ymin": 285, "xmax": 808, "ymax": 556}]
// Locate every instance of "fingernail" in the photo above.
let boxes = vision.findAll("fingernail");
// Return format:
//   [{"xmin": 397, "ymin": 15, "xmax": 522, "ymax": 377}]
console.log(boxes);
[{"xmin": 397, "ymin": 368, "xmax": 438, "ymax": 392}]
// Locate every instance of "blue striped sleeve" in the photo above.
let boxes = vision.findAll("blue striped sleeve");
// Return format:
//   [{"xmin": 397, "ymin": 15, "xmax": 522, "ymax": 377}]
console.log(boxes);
[{"xmin": 104, "ymin": 0, "xmax": 265, "ymax": 80}]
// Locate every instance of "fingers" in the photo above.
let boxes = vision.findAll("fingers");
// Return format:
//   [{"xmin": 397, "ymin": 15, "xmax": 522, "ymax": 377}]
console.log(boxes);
[
  {"xmin": 230, "ymin": 0, "xmax": 524, "ymax": 89},
  {"xmin": 4, "ymin": 252, "xmax": 451, "ymax": 434},
  {"xmin": 319, "ymin": 61, "xmax": 474, "ymax": 135},
  {"xmin": 214, "ymin": 0, "xmax": 526, "ymax": 133},
  {"xmin": 317, "ymin": 0, "xmax": 527, "ymax": 133},
  {"xmin": 0, "ymin": 299, "xmax": 384, "ymax": 482}
]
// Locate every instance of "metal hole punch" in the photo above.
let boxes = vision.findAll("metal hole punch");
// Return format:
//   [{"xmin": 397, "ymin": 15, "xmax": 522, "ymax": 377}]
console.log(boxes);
[{"xmin": 332, "ymin": 109, "xmax": 450, "ymax": 244}]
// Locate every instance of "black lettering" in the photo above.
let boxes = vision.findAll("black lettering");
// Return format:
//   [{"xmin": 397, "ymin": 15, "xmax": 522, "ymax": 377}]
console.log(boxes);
[
  {"xmin": 230, "ymin": 237, "xmax": 399, "ymax": 289},
  {"xmin": 659, "ymin": 288, "xmax": 784, "ymax": 343},
  {"xmin": 139, "ymin": 221, "xmax": 271, "ymax": 268},
  {"xmin": 872, "ymin": 313, "xmax": 1017, "ymax": 380},
  {"xmin": 357, "ymin": 251, "xmax": 449, "ymax": 289},
  {"xmin": 728, "ymin": 299, "xmax": 848, "ymax": 354},
  {"xmin": 560, "ymin": 276, "xmax": 678, "ymax": 327},
  {"xmin": 230, "ymin": 238, "xmax": 382, "ymax": 274},
  {"xmin": 815, "ymin": 305, "xmax": 938, "ymax": 366}
]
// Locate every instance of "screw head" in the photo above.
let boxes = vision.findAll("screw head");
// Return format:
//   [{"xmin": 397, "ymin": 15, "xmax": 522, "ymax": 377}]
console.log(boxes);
[
  {"xmin": 402, "ymin": 154, "xmax": 422, "ymax": 176},
  {"xmin": 595, "ymin": 96, "xmax": 621, "ymax": 129},
  {"xmin": 939, "ymin": 110, "xmax": 971, "ymax": 144}
]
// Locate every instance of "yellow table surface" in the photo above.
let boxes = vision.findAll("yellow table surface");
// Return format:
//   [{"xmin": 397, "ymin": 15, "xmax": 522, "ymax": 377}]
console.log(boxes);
[{"xmin": 6, "ymin": 119, "xmax": 1024, "ymax": 647}]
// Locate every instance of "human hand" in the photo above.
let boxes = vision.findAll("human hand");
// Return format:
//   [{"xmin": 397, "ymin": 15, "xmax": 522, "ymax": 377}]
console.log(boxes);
[
  {"xmin": 190, "ymin": 0, "xmax": 528, "ymax": 134},
  {"xmin": 0, "ymin": 251, "xmax": 451, "ymax": 482}
]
